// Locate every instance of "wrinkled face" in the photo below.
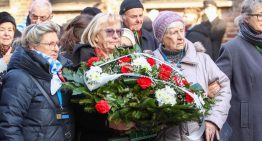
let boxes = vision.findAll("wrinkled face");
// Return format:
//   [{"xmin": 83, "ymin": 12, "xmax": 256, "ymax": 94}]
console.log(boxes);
[
  {"xmin": 246, "ymin": 5, "xmax": 262, "ymax": 33},
  {"xmin": 122, "ymin": 8, "xmax": 144, "ymax": 31},
  {"xmin": 96, "ymin": 23, "xmax": 122, "ymax": 53},
  {"xmin": 30, "ymin": 6, "xmax": 52, "ymax": 24},
  {"xmin": 162, "ymin": 21, "xmax": 185, "ymax": 51},
  {"xmin": 34, "ymin": 32, "xmax": 59, "ymax": 60},
  {"xmin": 0, "ymin": 22, "xmax": 15, "ymax": 46}
]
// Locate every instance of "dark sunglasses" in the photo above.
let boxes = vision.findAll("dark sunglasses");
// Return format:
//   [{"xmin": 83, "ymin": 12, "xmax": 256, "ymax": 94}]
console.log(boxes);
[{"xmin": 104, "ymin": 28, "xmax": 123, "ymax": 37}]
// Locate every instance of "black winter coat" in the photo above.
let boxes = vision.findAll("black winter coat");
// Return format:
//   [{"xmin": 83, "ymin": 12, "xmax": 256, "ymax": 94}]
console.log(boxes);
[
  {"xmin": 140, "ymin": 28, "xmax": 159, "ymax": 51},
  {"xmin": 72, "ymin": 44, "xmax": 116, "ymax": 141},
  {"xmin": 186, "ymin": 17, "xmax": 226, "ymax": 61},
  {"xmin": 0, "ymin": 46, "xmax": 74, "ymax": 141}
]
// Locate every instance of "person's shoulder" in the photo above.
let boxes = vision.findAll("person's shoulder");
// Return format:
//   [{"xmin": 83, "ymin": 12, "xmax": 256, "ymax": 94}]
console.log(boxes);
[
  {"xmin": 3, "ymin": 69, "xmax": 32, "ymax": 87},
  {"xmin": 222, "ymin": 35, "xmax": 243, "ymax": 50}
]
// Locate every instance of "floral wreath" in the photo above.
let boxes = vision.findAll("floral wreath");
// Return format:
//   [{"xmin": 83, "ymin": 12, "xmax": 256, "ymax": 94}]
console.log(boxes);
[{"xmin": 63, "ymin": 48, "xmax": 214, "ymax": 132}]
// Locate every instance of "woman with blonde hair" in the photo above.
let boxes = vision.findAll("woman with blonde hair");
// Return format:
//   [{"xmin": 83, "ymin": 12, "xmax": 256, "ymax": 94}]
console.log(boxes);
[{"xmin": 71, "ymin": 12, "xmax": 124, "ymax": 141}]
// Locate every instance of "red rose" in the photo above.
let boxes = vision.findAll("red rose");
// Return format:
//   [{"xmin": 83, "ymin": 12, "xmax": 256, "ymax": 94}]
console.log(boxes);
[
  {"xmin": 185, "ymin": 92, "xmax": 194, "ymax": 103},
  {"xmin": 182, "ymin": 79, "xmax": 189, "ymax": 86},
  {"xmin": 86, "ymin": 57, "xmax": 100, "ymax": 67},
  {"xmin": 120, "ymin": 64, "xmax": 132, "ymax": 73},
  {"xmin": 95, "ymin": 100, "xmax": 110, "ymax": 114},
  {"xmin": 158, "ymin": 71, "xmax": 171, "ymax": 80},
  {"xmin": 137, "ymin": 77, "xmax": 152, "ymax": 89},
  {"xmin": 147, "ymin": 58, "xmax": 156, "ymax": 66},
  {"xmin": 118, "ymin": 56, "xmax": 131, "ymax": 63},
  {"xmin": 159, "ymin": 64, "xmax": 172, "ymax": 72}
]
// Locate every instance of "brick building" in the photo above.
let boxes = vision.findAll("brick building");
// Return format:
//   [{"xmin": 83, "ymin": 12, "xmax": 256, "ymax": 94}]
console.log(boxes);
[{"xmin": 0, "ymin": 0, "xmax": 242, "ymax": 42}]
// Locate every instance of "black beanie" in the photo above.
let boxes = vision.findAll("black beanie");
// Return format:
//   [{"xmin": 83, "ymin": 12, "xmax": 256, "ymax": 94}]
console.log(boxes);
[
  {"xmin": 0, "ymin": 12, "xmax": 16, "ymax": 28},
  {"xmin": 81, "ymin": 7, "xmax": 102, "ymax": 16},
  {"xmin": 119, "ymin": 0, "xmax": 144, "ymax": 15}
]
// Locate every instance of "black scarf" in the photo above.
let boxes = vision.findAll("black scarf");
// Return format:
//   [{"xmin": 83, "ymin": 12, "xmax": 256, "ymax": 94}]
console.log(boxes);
[{"xmin": 239, "ymin": 21, "xmax": 262, "ymax": 48}]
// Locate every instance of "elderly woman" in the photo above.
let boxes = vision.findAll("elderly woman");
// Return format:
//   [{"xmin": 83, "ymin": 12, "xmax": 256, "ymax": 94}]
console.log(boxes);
[
  {"xmin": 216, "ymin": 0, "xmax": 262, "ymax": 141},
  {"xmin": 0, "ymin": 12, "xmax": 16, "ymax": 85},
  {"xmin": 0, "ymin": 21, "xmax": 74, "ymax": 141},
  {"xmin": 152, "ymin": 11, "xmax": 231, "ymax": 141},
  {"xmin": 72, "ymin": 13, "xmax": 122, "ymax": 66},
  {"xmin": 71, "ymin": 13, "xmax": 124, "ymax": 141}
]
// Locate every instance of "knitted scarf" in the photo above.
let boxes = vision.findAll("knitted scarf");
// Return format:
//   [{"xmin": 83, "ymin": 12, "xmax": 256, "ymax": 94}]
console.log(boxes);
[{"xmin": 239, "ymin": 21, "xmax": 262, "ymax": 49}]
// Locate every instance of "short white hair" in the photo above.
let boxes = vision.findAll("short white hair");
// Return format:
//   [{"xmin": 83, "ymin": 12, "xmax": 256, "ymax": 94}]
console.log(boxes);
[{"xmin": 30, "ymin": 0, "xmax": 52, "ymax": 14}]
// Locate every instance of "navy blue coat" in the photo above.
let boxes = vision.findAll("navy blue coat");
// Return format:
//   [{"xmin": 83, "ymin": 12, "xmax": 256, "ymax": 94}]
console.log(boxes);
[
  {"xmin": 140, "ymin": 28, "xmax": 159, "ymax": 51},
  {"xmin": 0, "ymin": 46, "xmax": 74, "ymax": 141},
  {"xmin": 216, "ymin": 35, "xmax": 262, "ymax": 141}
]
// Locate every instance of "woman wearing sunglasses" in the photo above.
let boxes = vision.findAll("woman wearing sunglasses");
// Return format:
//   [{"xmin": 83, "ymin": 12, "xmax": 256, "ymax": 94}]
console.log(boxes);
[
  {"xmin": 72, "ymin": 13, "xmax": 123, "ymax": 67},
  {"xmin": 71, "ymin": 13, "xmax": 124, "ymax": 141}
]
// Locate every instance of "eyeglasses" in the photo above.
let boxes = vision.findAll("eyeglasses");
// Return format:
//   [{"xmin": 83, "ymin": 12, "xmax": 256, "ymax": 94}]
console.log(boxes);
[
  {"xmin": 30, "ymin": 13, "xmax": 51, "ymax": 22},
  {"xmin": 38, "ymin": 42, "xmax": 60, "ymax": 49},
  {"xmin": 103, "ymin": 28, "xmax": 123, "ymax": 37},
  {"xmin": 248, "ymin": 13, "xmax": 262, "ymax": 21}
]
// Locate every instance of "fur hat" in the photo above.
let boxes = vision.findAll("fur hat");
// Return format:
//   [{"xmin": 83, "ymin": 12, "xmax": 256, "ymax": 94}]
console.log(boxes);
[
  {"xmin": 119, "ymin": 0, "xmax": 144, "ymax": 15},
  {"xmin": 152, "ymin": 11, "xmax": 184, "ymax": 42},
  {"xmin": 0, "ymin": 11, "xmax": 16, "ymax": 28}
]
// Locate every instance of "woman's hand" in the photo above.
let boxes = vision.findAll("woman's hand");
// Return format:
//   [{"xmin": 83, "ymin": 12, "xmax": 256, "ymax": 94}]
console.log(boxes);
[
  {"xmin": 208, "ymin": 80, "xmax": 220, "ymax": 98},
  {"xmin": 109, "ymin": 121, "xmax": 135, "ymax": 131},
  {"xmin": 2, "ymin": 47, "xmax": 12, "ymax": 64},
  {"xmin": 205, "ymin": 121, "xmax": 219, "ymax": 141}
]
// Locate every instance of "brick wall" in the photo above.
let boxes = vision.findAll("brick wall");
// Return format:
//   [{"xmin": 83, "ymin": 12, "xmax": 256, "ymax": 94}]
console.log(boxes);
[{"xmin": 9, "ymin": 0, "xmax": 32, "ymax": 24}]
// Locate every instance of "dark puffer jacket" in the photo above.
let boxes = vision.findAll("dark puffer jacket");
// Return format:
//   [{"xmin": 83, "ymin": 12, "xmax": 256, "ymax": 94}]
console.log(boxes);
[{"xmin": 0, "ymin": 46, "xmax": 74, "ymax": 141}]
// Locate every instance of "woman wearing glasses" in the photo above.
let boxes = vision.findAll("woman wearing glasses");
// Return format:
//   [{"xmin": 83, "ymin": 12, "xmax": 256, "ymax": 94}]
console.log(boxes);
[
  {"xmin": 0, "ymin": 21, "xmax": 74, "ymax": 141},
  {"xmin": 216, "ymin": 0, "xmax": 262, "ymax": 141},
  {"xmin": 72, "ymin": 13, "xmax": 125, "ymax": 141}
]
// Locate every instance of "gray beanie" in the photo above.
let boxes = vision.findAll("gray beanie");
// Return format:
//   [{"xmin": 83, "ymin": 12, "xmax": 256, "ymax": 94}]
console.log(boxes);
[
  {"xmin": 152, "ymin": 11, "xmax": 184, "ymax": 42},
  {"xmin": 119, "ymin": 0, "xmax": 144, "ymax": 15}
]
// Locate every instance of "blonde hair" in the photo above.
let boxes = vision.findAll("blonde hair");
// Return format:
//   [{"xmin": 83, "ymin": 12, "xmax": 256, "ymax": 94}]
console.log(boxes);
[
  {"xmin": 14, "ymin": 21, "xmax": 60, "ymax": 49},
  {"xmin": 80, "ymin": 13, "xmax": 121, "ymax": 47}
]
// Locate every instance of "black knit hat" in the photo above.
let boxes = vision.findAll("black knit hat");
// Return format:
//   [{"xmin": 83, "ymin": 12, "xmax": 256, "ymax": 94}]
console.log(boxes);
[
  {"xmin": 203, "ymin": 0, "xmax": 218, "ymax": 8},
  {"xmin": 119, "ymin": 0, "xmax": 144, "ymax": 15},
  {"xmin": 81, "ymin": 7, "xmax": 102, "ymax": 16},
  {"xmin": 0, "ymin": 12, "xmax": 16, "ymax": 28}
]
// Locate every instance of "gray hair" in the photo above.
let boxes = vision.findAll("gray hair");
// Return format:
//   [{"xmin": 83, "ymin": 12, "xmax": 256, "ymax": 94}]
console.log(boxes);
[
  {"xmin": 14, "ymin": 21, "xmax": 60, "ymax": 48},
  {"xmin": 30, "ymin": 0, "xmax": 52, "ymax": 14},
  {"xmin": 235, "ymin": 0, "xmax": 262, "ymax": 24},
  {"xmin": 80, "ymin": 13, "xmax": 121, "ymax": 47}
]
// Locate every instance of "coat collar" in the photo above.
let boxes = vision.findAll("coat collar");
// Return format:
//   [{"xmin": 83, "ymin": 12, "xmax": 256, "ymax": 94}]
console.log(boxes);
[{"xmin": 180, "ymin": 39, "xmax": 199, "ymax": 65}]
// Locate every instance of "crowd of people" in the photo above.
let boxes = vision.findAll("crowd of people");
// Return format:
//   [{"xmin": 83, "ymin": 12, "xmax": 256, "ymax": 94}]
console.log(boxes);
[{"xmin": 0, "ymin": 0, "xmax": 261, "ymax": 141}]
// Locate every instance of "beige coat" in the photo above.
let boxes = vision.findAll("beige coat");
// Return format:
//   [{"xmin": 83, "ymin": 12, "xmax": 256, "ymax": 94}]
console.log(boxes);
[{"xmin": 153, "ymin": 40, "xmax": 231, "ymax": 141}]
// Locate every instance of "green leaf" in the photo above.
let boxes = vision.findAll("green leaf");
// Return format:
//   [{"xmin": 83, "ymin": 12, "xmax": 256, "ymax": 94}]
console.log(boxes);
[{"xmin": 190, "ymin": 83, "xmax": 204, "ymax": 91}]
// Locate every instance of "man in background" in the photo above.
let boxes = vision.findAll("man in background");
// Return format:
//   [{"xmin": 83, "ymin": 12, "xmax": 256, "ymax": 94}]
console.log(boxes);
[
  {"xmin": 119, "ymin": 0, "xmax": 159, "ymax": 52},
  {"xmin": 186, "ymin": 0, "xmax": 226, "ymax": 61}
]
